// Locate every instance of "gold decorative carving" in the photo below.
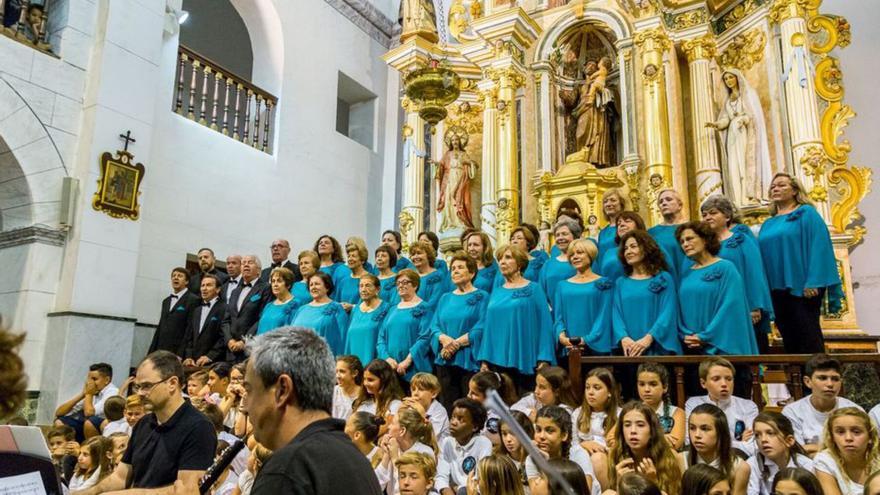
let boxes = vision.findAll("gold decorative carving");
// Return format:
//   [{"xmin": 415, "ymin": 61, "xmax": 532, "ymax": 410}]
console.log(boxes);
[
  {"xmin": 815, "ymin": 57, "xmax": 843, "ymax": 102},
  {"xmin": 799, "ymin": 146, "xmax": 829, "ymax": 203},
  {"xmin": 721, "ymin": 0, "xmax": 761, "ymax": 30},
  {"xmin": 681, "ymin": 35, "xmax": 716, "ymax": 63},
  {"xmin": 625, "ymin": 168, "xmax": 642, "ymax": 213},
  {"xmin": 92, "ymin": 145, "xmax": 145, "ymax": 221},
  {"xmin": 828, "ymin": 164, "xmax": 872, "ymax": 246},
  {"xmin": 768, "ymin": 0, "xmax": 812, "ymax": 24},
  {"xmin": 485, "ymin": 67, "xmax": 527, "ymax": 90},
  {"xmin": 670, "ymin": 8, "xmax": 709, "ymax": 30},
  {"xmin": 633, "ymin": 28, "xmax": 671, "ymax": 53},
  {"xmin": 445, "ymin": 101, "xmax": 483, "ymax": 135},
  {"xmin": 807, "ymin": 14, "xmax": 851, "ymax": 54},
  {"xmin": 821, "ymin": 102, "xmax": 854, "ymax": 165},
  {"xmin": 717, "ymin": 28, "xmax": 766, "ymax": 71},
  {"xmin": 398, "ymin": 210, "xmax": 415, "ymax": 249},
  {"xmin": 495, "ymin": 196, "xmax": 517, "ymax": 239}
]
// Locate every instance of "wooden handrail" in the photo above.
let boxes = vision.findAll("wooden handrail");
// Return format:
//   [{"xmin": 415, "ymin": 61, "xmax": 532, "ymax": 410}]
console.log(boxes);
[
  {"xmin": 567, "ymin": 349, "xmax": 880, "ymax": 410},
  {"xmin": 178, "ymin": 45, "xmax": 276, "ymax": 103}
]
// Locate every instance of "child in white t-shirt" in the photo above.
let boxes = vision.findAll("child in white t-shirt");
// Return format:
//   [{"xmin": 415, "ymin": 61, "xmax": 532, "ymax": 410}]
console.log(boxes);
[
  {"xmin": 435, "ymin": 398, "xmax": 492, "ymax": 494},
  {"xmin": 734, "ymin": 412, "xmax": 814, "ymax": 495},
  {"xmin": 332, "ymin": 355, "xmax": 363, "ymax": 420},
  {"xmin": 782, "ymin": 354, "xmax": 863, "ymax": 455},
  {"xmin": 409, "ymin": 372, "xmax": 450, "ymax": 442},
  {"xmin": 814, "ymin": 407, "xmax": 880, "ymax": 495}
]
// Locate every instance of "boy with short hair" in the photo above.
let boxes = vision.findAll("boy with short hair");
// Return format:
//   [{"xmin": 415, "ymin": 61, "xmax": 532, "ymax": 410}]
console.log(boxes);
[
  {"xmin": 684, "ymin": 356, "xmax": 759, "ymax": 455},
  {"xmin": 187, "ymin": 369, "xmax": 209, "ymax": 398},
  {"xmin": 47, "ymin": 425, "xmax": 78, "ymax": 482},
  {"xmin": 408, "ymin": 373, "xmax": 449, "ymax": 442},
  {"xmin": 436, "ymin": 398, "xmax": 492, "ymax": 495},
  {"xmin": 100, "ymin": 395, "xmax": 127, "ymax": 436},
  {"xmin": 396, "ymin": 452, "xmax": 438, "ymax": 495},
  {"xmin": 782, "ymin": 353, "xmax": 862, "ymax": 454}
]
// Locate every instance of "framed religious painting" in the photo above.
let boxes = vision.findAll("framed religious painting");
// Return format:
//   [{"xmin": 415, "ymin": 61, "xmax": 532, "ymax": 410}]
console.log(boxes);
[{"xmin": 92, "ymin": 150, "xmax": 145, "ymax": 220}]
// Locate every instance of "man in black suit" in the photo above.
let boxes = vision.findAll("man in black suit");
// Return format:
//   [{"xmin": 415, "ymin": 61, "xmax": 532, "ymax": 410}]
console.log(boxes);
[
  {"xmin": 149, "ymin": 267, "xmax": 201, "ymax": 355},
  {"xmin": 189, "ymin": 248, "xmax": 229, "ymax": 293},
  {"xmin": 221, "ymin": 254, "xmax": 243, "ymax": 304},
  {"xmin": 259, "ymin": 239, "xmax": 301, "ymax": 283},
  {"xmin": 181, "ymin": 274, "xmax": 226, "ymax": 367},
  {"xmin": 222, "ymin": 255, "xmax": 270, "ymax": 362}
]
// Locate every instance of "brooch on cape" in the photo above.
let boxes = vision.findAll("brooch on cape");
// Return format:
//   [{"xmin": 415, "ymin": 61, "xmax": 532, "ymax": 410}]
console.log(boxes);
[
  {"xmin": 322, "ymin": 304, "xmax": 339, "ymax": 316},
  {"xmin": 725, "ymin": 232, "xmax": 745, "ymax": 248},
  {"xmin": 512, "ymin": 286, "xmax": 533, "ymax": 299},
  {"xmin": 412, "ymin": 306, "xmax": 427, "ymax": 318},
  {"xmin": 648, "ymin": 277, "xmax": 668, "ymax": 294},
  {"xmin": 595, "ymin": 278, "xmax": 613, "ymax": 291},
  {"xmin": 786, "ymin": 207, "xmax": 806, "ymax": 222},
  {"xmin": 466, "ymin": 292, "xmax": 485, "ymax": 306},
  {"xmin": 701, "ymin": 267, "xmax": 724, "ymax": 282}
]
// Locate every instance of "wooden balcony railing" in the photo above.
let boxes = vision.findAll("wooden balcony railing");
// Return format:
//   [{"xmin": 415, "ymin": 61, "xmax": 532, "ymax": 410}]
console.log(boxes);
[
  {"xmin": 0, "ymin": 0, "xmax": 53, "ymax": 54},
  {"xmin": 173, "ymin": 45, "xmax": 277, "ymax": 154},
  {"xmin": 567, "ymin": 349, "xmax": 880, "ymax": 410}
]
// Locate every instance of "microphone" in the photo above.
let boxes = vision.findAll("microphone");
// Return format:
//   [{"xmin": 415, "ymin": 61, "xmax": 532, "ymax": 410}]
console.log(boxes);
[{"xmin": 198, "ymin": 439, "xmax": 245, "ymax": 494}]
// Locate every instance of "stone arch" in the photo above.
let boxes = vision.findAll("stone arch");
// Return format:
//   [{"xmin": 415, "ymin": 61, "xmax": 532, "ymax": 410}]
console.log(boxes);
[
  {"xmin": 534, "ymin": 6, "xmax": 633, "ymax": 63},
  {"xmin": 0, "ymin": 78, "xmax": 68, "ymax": 230},
  {"xmin": 229, "ymin": 0, "xmax": 284, "ymax": 97}
]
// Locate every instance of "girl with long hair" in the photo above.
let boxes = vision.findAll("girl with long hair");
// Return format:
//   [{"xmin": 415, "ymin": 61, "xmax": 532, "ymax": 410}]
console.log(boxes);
[
  {"xmin": 733, "ymin": 412, "xmax": 813, "ymax": 495},
  {"xmin": 607, "ymin": 401, "xmax": 683, "ymax": 495},
  {"xmin": 636, "ymin": 363, "xmax": 685, "ymax": 450},
  {"xmin": 572, "ymin": 367, "xmax": 621, "ymax": 489},
  {"xmin": 771, "ymin": 467, "xmax": 823, "ymax": 495},
  {"xmin": 512, "ymin": 366, "xmax": 578, "ymax": 420},
  {"xmin": 495, "ymin": 410, "xmax": 534, "ymax": 488},
  {"xmin": 353, "ymin": 359, "xmax": 404, "ymax": 423},
  {"xmin": 815, "ymin": 407, "xmax": 880, "ymax": 495},
  {"xmin": 682, "ymin": 464, "xmax": 730, "ymax": 495},
  {"xmin": 332, "ymin": 355, "xmax": 363, "ymax": 420},
  {"xmin": 69, "ymin": 436, "xmax": 111, "ymax": 490},
  {"xmin": 684, "ymin": 403, "xmax": 741, "ymax": 480},
  {"xmin": 526, "ymin": 406, "xmax": 599, "ymax": 494}
]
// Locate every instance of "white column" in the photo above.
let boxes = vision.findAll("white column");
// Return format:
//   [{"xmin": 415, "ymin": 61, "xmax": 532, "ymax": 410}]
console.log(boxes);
[
  {"xmin": 478, "ymin": 80, "xmax": 498, "ymax": 242},
  {"xmin": 683, "ymin": 35, "xmax": 723, "ymax": 206},
  {"xmin": 537, "ymin": 69, "xmax": 553, "ymax": 172},
  {"xmin": 400, "ymin": 103, "xmax": 426, "ymax": 248}
]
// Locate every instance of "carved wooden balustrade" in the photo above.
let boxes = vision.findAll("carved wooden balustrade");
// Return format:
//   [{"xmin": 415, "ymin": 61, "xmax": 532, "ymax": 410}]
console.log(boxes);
[
  {"xmin": 0, "ymin": 0, "xmax": 53, "ymax": 54},
  {"xmin": 173, "ymin": 45, "xmax": 277, "ymax": 153},
  {"xmin": 567, "ymin": 348, "xmax": 880, "ymax": 410}
]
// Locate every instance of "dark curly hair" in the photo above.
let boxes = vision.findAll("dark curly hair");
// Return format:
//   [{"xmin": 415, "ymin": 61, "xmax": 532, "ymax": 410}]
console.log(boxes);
[
  {"xmin": 0, "ymin": 328, "xmax": 27, "ymax": 420},
  {"xmin": 614, "ymin": 211, "xmax": 647, "ymax": 244},
  {"xmin": 618, "ymin": 230, "xmax": 668, "ymax": 276},
  {"xmin": 675, "ymin": 221, "xmax": 720, "ymax": 256}
]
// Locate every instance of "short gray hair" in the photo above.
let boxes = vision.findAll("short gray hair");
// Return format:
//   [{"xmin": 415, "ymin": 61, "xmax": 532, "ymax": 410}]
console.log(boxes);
[
  {"xmin": 246, "ymin": 327, "xmax": 334, "ymax": 413},
  {"xmin": 554, "ymin": 216, "xmax": 583, "ymax": 239},
  {"xmin": 243, "ymin": 254, "xmax": 262, "ymax": 270},
  {"xmin": 700, "ymin": 195, "xmax": 740, "ymax": 225}
]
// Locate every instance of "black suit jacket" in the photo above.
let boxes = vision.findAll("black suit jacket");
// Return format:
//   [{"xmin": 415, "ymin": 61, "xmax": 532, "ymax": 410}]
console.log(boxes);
[
  {"xmin": 188, "ymin": 268, "xmax": 230, "ymax": 293},
  {"xmin": 182, "ymin": 298, "xmax": 227, "ymax": 361},
  {"xmin": 221, "ymin": 278, "xmax": 271, "ymax": 361},
  {"xmin": 149, "ymin": 290, "xmax": 201, "ymax": 355},
  {"xmin": 221, "ymin": 276, "xmax": 242, "ymax": 304},
  {"xmin": 260, "ymin": 260, "xmax": 301, "ymax": 283}
]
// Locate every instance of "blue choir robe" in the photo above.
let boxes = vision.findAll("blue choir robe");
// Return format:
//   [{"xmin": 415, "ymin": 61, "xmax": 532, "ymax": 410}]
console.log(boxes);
[
  {"xmin": 611, "ymin": 272, "xmax": 682, "ymax": 354},
  {"xmin": 597, "ymin": 248, "xmax": 625, "ymax": 282},
  {"xmin": 717, "ymin": 231, "xmax": 774, "ymax": 319},
  {"xmin": 434, "ymin": 259, "xmax": 448, "ymax": 274},
  {"xmin": 678, "ymin": 259, "xmax": 759, "ymax": 355},
  {"xmin": 291, "ymin": 302, "xmax": 350, "ymax": 355},
  {"xmin": 549, "ymin": 244, "xmax": 561, "ymax": 257},
  {"xmin": 731, "ymin": 223, "xmax": 756, "ymax": 239},
  {"xmin": 335, "ymin": 273, "xmax": 362, "ymax": 306},
  {"xmin": 345, "ymin": 301, "xmax": 390, "ymax": 366},
  {"xmin": 648, "ymin": 224, "xmax": 687, "ymax": 281},
  {"xmin": 474, "ymin": 261, "xmax": 499, "ymax": 294},
  {"xmin": 291, "ymin": 281, "xmax": 312, "ymax": 307},
  {"xmin": 539, "ymin": 256, "xmax": 576, "ymax": 305},
  {"xmin": 417, "ymin": 270, "xmax": 451, "ymax": 311},
  {"xmin": 430, "ymin": 290, "xmax": 488, "ymax": 372},
  {"xmin": 378, "ymin": 276, "xmax": 400, "ymax": 306},
  {"xmin": 394, "ymin": 256, "xmax": 414, "ymax": 273},
  {"xmin": 758, "ymin": 205, "xmax": 843, "ymax": 312},
  {"xmin": 594, "ymin": 225, "xmax": 617, "ymax": 276},
  {"xmin": 364, "ymin": 261, "xmax": 375, "ymax": 275},
  {"xmin": 524, "ymin": 252, "xmax": 549, "ymax": 282},
  {"xmin": 475, "ymin": 281, "xmax": 556, "ymax": 375},
  {"xmin": 256, "ymin": 298, "xmax": 299, "ymax": 335},
  {"xmin": 553, "ymin": 278, "xmax": 615, "ymax": 354},
  {"xmin": 377, "ymin": 302, "xmax": 434, "ymax": 381},
  {"xmin": 320, "ymin": 262, "xmax": 351, "ymax": 298}
]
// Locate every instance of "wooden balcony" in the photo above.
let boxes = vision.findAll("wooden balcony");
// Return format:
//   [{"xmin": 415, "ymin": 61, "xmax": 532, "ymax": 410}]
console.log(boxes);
[{"xmin": 173, "ymin": 45, "xmax": 277, "ymax": 154}]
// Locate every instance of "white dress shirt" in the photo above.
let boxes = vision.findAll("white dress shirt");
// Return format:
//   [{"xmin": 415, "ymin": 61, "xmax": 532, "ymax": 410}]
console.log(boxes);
[
  {"xmin": 169, "ymin": 288, "xmax": 188, "ymax": 311},
  {"xmin": 686, "ymin": 394, "xmax": 759, "ymax": 455},
  {"xmin": 198, "ymin": 297, "xmax": 219, "ymax": 334},
  {"xmin": 236, "ymin": 277, "xmax": 258, "ymax": 310},
  {"xmin": 225, "ymin": 276, "xmax": 242, "ymax": 302}
]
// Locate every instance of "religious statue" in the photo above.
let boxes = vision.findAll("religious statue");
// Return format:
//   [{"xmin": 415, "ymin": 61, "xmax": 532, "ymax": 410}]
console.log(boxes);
[
  {"xmin": 571, "ymin": 57, "xmax": 615, "ymax": 168},
  {"xmin": 470, "ymin": 0, "xmax": 483, "ymax": 19},
  {"xmin": 449, "ymin": 0, "xmax": 468, "ymax": 40},
  {"xmin": 556, "ymin": 46, "xmax": 581, "ymax": 155},
  {"xmin": 706, "ymin": 68, "xmax": 772, "ymax": 206},
  {"xmin": 401, "ymin": 0, "xmax": 437, "ymax": 38},
  {"xmin": 436, "ymin": 126, "xmax": 477, "ymax": 232}
]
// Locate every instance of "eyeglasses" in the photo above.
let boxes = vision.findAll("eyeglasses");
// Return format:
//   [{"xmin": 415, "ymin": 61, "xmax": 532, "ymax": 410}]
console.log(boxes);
[
  {"xmin": 132, "ymin": 376, "xmax": 172, "ymax": 394},
  {"xmin": 396, "ymin": 280, "xmax": 413, "ymax": 287}
]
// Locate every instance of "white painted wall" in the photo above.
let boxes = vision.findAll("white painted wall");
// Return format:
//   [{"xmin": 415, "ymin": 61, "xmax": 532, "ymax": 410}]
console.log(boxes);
[{"xmin": 826, "ymin": 0, "xmax": 880, "ymax": 334}]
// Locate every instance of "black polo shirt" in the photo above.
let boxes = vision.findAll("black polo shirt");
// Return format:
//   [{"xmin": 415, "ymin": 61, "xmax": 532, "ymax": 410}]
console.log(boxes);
[
  {"xmin": 122, "ymin": 399, "xmax": 217, "ymax": 488},
  {"xmin": 252, "ymin": 417, "xmax": 382, "ymax": 495}
]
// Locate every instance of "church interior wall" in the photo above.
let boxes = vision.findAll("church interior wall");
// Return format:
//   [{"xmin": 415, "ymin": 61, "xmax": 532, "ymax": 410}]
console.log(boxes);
[{"xmin": 829, "ymin": 0, "xmax": 880, "ymax": 335}]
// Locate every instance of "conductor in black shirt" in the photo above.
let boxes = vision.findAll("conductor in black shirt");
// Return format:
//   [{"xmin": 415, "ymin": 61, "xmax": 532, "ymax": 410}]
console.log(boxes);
[
  {"xmin": 73, "ymin": 350, "xmax": 216, "ymax": 494},
  {"xmin": 244, "ymin": 327, "xmax": 382, "ymax": 495}
]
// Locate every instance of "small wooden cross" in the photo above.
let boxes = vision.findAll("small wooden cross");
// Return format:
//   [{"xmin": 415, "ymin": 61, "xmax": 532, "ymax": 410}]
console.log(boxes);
[{"xmin": 119, "ymin": 130, "xmax": 136, "ymax": 152}]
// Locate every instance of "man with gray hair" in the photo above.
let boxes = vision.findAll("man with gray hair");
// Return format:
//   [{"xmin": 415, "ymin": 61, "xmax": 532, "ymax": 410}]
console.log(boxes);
[
  {"xmin": 221, "ymin": 255, "xmax": 269, "ymax": 362},
  {"xmin": 245, "ymin": 327, "xmax": 382, "ymax": 495}
]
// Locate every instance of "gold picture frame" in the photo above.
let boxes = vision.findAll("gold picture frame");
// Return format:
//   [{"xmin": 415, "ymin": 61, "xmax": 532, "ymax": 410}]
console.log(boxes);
[{"xmin": 92, "ymin": 150, "xmax": 145, "ymax": 220}]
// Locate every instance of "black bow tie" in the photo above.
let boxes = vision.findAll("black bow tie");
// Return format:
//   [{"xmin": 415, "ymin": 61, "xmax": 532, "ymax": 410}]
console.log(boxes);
[
  {"xmin": 273, "ymin": 263, "xmax": 282, "ymax": 268},
  {"xmin": 201, "ymin": 301, "xmax": 211, "ymax": 307},
  {"xmin": 243, "ymin": 282, "xmax": 252, "ymax": 288},
  {"xmin": 170, "ymin": 294, "xmax": 179, "ymax": 299},
  {"xmin": 229, "ymin": 279, "xmax": 239, "ymax": 285}
]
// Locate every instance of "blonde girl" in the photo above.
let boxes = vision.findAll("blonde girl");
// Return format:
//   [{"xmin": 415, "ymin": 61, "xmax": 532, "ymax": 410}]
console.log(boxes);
[{"xmin": 815, "ymin": 407, "xmax": 880, "ymax": 495}]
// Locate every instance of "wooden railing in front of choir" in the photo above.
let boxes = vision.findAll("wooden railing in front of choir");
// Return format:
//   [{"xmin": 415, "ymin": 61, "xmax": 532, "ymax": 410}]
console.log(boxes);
[
  {"xmin": 567, "ymin": 348, "xmax": 880, "ymax": 410},
  {"xmin": 173, "ymin": 45, "xmax": 277, "ymax": 154},
  {"xmin": 0, "ymin": 0, "xmax": 53, "ymax": 54}
]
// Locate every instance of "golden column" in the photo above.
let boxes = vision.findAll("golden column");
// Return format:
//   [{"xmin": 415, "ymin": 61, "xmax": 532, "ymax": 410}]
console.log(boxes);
[
  {"xmin": 478, "ymin": 80, "xmax": 499, "ymax": 241},
  {"xmin": 400, "ymin": 97, "xmax": 427, "ymax": 248},
  {"xmin": 769, "ymin": 0, "xmax": 829, "ymax": 219},
  {"xmin": 493, "ymin": 67, "xmax": 526, "ymax": 242},
  {"xmin": 682, "ymin": 34, "xmax": 723, "ymax": 206},
  {"xmin": 634, "ymin": 28, "xmax": 673, "ymax": 225}
]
